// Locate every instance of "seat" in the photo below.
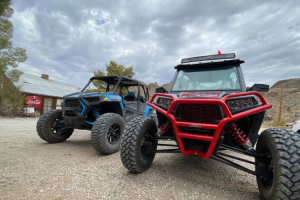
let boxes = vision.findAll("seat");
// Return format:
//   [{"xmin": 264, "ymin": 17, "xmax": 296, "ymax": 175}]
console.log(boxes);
[
  {"xmin": 124, "ymin": 92, "xmax": 135, "ymax": 101},
  {"xmin": 138, "ymin": 95, "xmax": 145, "ymax": 103}
]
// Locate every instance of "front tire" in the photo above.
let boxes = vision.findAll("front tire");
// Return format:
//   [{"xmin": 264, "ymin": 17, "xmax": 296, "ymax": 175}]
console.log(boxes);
[
  {"xmin": 36, "ymin": 113, "xmax": 47, "ymax": 140},
  {"xmin": 91, "ymin": 113, "xmax": 125, "ymax": 155},
  {"xmin": 120, "ymin": 116, "xmax": 157, "ymax": 173},
  {"xmin": 256, "ymin": 128, "xmax": 300, "ymax": 200},
  {"xmin": 40, "ymin": 110, "xmax": 74, "ymax": 143}
]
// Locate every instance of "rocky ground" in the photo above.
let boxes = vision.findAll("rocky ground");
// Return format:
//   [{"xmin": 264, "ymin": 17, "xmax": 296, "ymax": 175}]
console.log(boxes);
[{"xmin": 0, "ymin": 117, "xmax": 267, "ymax": 200}]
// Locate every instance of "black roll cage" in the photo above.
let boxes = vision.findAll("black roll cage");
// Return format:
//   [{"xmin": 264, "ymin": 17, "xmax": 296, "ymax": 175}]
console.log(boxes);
[
  {"xmin": 169, "ymin": 59, "xmax": 247, "ymax": 94},
  {"xmin": 81, "ymin": 76, "xmax": 149, "ymax": 98}
]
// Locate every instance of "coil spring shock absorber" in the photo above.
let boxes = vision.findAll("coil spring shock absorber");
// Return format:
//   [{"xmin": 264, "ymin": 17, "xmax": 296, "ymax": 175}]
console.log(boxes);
[
  {"xmin": 228, "ymin": 124, "xmax": 253, "ymax": 151},
  {"xmin": 92, "ymin": 107, "xmax": 101, "ymax": 119},
  {"xmin": 157, "ymin": 121, "xmax": 172, "ymax": 135}
]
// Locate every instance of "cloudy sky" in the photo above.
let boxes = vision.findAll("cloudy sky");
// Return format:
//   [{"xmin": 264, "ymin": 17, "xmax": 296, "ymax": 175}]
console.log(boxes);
[{"xmin": 10, "ymin": 0, "xmax": 300, "ymax": 89}]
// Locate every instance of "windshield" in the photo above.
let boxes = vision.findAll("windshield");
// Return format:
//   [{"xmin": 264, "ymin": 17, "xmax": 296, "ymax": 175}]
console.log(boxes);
[
  {"xmin": 172, "ymin": 66, "xmax": 241, "ymax": 91},
  {"xmin": 82, "ymin": 80, "xmax": 123, "ymax": 93}
]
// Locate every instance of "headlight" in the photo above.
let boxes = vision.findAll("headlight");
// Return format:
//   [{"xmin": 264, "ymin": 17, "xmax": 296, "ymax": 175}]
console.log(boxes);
[
  {"xmin": 226, "ymin": 98, "xmax": 254, "ymax": 110},
  {"xmin": 157, "ymin": 97, "xmax": 173, "ymax": 108}
]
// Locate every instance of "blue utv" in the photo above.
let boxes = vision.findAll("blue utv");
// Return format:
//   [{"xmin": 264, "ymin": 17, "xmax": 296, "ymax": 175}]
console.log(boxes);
[{"xmin": 36, "ymin": 76, "xmax": 154, "ymax": 154}]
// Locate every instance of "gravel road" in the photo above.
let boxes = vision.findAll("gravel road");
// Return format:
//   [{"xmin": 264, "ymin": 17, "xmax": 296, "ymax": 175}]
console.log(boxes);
[{"xmin": 0, "ymin": 117, "xmax": 265, "ymax": 200}]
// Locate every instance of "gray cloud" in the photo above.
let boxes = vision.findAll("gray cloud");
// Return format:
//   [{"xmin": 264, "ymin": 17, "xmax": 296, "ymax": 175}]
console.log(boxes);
[{"xmin": 10, "ymin": 0, "xmax": 300, "ymax": 89}]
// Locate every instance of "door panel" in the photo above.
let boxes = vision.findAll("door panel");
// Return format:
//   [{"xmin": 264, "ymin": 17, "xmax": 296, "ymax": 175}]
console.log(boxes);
[
  {"xmin": 122, "ymin": 101, "xmax": 138, "ymax": 123},
  {"xmin": 138, "ymin": 102, "xmax": 147, "ymax": 115}
]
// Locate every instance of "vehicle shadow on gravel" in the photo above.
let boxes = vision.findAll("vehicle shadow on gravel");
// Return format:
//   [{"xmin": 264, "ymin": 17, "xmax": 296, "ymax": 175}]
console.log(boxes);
[
  {"xmin": 36, "ymin": 138, "xmax": 117, "ymax": 157},
  {"xmin": 36, "ymin": 138, "xmax": 97, "ymax": 152},
  {"xmin": 130, "ymin": 153, "xmax": 260, "ymax": 199}
]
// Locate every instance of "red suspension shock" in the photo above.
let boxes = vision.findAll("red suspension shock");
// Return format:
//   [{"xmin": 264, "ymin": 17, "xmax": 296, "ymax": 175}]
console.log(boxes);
[
  {"xmin": 158, "ymin": 121, "xmax": 172, "ymax": 135},
  {"xmin": 227, "ymin": 124, "xmax": 253, "ymax": 150}
]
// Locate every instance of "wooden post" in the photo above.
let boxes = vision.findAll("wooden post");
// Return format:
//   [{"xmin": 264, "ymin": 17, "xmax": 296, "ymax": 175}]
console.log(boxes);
[{"xmin": 277, "ymin": 84, "xmax": 284, "ymax": 127}]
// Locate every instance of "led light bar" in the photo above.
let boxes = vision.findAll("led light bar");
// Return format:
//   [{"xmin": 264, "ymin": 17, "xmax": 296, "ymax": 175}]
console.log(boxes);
[
  {"xmin": 181, "ymin": 53, "xmax": 236, "ymax": 64},
  {"xmin": 181, "ymin": 93, "xmax": 220, "ymax": 98}
]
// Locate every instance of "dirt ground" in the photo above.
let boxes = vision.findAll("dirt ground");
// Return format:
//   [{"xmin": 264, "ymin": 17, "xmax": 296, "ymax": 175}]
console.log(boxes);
[{"xmin": 0, "ymin": 118, "xmax": 267, "ymax": 200}]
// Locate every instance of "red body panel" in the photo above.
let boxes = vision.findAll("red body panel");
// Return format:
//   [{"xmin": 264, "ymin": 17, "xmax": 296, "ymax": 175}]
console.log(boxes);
[{"xmin": 148, "ymin": 92, "xmax": 272, "ymax": 159}]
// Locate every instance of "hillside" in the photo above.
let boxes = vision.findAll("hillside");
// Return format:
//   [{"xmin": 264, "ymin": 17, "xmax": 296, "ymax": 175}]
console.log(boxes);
[
  {"xmin": 143, "ymin": 78, "xmax": 300, "ymax": 125},
  {"xmin": 263, "ymin": 78, "xmax": 300, "ymax": 125}
]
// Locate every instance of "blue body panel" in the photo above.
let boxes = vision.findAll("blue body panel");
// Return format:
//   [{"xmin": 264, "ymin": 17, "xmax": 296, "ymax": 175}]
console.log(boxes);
[
  {"xmin": 144, "ymin": 105, "xmax": 151, "ymax": 117},
  {"xmin": 79, "ymin": 100, "xmax": 86, "ymax": 115},
  {"xmin": 69, "ymin": 93, "xmax": 123, "ymax": 116},
  {"xmin": 65, "ymin": 92, "xmax": 149, "ymax": 126}
]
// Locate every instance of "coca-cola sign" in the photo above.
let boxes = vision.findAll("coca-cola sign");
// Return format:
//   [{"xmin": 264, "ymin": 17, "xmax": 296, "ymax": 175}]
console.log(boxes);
[{"xmin": 25, "ymin": 95, "xmax": 41, "ymax": 109}]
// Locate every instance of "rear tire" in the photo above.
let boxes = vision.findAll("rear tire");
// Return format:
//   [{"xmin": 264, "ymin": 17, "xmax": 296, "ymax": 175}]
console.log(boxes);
[
  {"xmin": 120, "ymin": 116, "xmax": 157, "ymax": 173},
  {"xmin": 40, "ymin": 110, "xmax": 74, "ymax": 143},
  {"xmin": 256, "ymin": 128, "xmax": 300, "ymax": 200},
  {"xmin": 91, "ymin": 113, "xmax": 125, "ymax": 155}
]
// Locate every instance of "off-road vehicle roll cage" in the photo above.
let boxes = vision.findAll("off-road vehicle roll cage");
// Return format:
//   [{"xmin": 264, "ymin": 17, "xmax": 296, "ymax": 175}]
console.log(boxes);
[
  {"xmin": 147, "ymin": 53, "xmax": 271, "ymax": 159},
  {"xmin": 37, "ymin": 75, "xmax": 154, "ymax": 155},
  {"xmin": 120, "ymin": 53, "xmax": 300, "ymax": 200},
  {"xmin": 82, "ymin": 76, "xmax": 149, "ymax": 96},
  {"xmin": 63, "ymin": 76, "xmax": 150, "ymax": 128}
]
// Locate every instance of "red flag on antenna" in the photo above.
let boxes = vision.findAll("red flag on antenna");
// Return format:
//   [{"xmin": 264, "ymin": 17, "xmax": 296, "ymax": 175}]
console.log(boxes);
[{"xmin": 218, "ymin": 50, "xmax": 221, "ymax": 55}]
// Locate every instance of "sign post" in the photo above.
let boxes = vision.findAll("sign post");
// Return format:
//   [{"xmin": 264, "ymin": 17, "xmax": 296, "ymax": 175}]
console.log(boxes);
[{"xmin": 277, "ymin": 84, "xmax": 284, "ymax": 127}]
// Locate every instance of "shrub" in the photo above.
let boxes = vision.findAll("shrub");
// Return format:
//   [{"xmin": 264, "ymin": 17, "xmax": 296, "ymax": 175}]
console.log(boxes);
[{"xmin": 271, "ymin": 116, "xmax": 287, "ymax": 127}]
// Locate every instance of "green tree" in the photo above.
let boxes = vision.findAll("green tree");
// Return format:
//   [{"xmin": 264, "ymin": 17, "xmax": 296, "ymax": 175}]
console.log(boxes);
[
  {"xmin": 0, "ymin": 80, "xmax": 26, "ymax": 115},
  {"xmin": 92, "ymin": 70, "xmax": 106, "ymax": 89},
  {"xmin": 0, "ymin": 0, "xmax": 27, "ymax": 84},
  {"xmin": 0, "ymin": 0, "xmax": 27, "ymax": 113},
  {"xmin": 105, "ymin": 61, "xmax": 135, "ymax": 78},
  {"xmin": 89, "ymin": 61, "xmax": 135, "ymax": 92}
]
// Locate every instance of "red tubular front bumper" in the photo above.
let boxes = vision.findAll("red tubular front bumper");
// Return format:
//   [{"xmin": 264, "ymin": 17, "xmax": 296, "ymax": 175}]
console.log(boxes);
[{"xmin": 147, "ymin": 92, "xmax": 272, "ymax": 159}]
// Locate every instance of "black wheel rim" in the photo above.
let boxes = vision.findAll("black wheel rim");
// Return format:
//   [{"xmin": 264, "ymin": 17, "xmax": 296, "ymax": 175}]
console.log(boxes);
[
  {"xmin": 141, "ymin": 131, "xmax": 154, "ymax": 159},
  {"xmin": 259, "ymin": 147, "xmax": 274, "ymax": 190},
  {"xmin": 51, "ymin": 119, "xmax": 67, "ymax": 135},
  {"xmin": 107, "ymin": 124, "xmax": 121, "ymax": 144}
]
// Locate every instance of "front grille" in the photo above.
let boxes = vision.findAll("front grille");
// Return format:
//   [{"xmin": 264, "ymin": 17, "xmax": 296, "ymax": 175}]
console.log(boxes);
[
  {"xmin": 65, "ymin": 99, "xmax": 80, "ymax": 108},
  {"xmin": 65, "ymin": 110, "xmax": 77, "ymax": 117},
  {"xmin": 179, "ymin": 104, "xmax": 217, "ymax": 124}
]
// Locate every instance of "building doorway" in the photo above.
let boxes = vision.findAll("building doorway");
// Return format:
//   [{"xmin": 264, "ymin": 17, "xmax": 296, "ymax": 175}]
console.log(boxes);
[{"xmin": 43, "ymin": 97, "xmax": 53, "ymax": 113}]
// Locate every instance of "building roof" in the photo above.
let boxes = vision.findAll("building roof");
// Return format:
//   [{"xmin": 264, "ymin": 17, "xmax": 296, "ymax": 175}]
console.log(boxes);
[{"xmin": 11, "ymin": 73, "xmax": 80, "ymax": 98}]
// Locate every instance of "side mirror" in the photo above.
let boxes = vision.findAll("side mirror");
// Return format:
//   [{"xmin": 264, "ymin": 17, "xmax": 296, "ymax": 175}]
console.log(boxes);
[
  {"xmin": 155, "ymin": 87, "xmax": 167, "ymax": 93},
  {"xmin": 246, "ymin": 84, "xmax": 269, "ymax": 92}
]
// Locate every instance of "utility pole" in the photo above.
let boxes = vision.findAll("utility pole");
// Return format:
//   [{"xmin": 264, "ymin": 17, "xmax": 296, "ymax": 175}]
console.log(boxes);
[{"xmin": 277, "ymin": 84, "xmax": 284, "ymax": 127}]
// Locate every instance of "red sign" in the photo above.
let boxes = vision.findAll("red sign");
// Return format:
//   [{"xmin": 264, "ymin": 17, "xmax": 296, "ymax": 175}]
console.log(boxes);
[{"xmin": 25, "ymin": 96, "xmax": 41, "ymax": 109}]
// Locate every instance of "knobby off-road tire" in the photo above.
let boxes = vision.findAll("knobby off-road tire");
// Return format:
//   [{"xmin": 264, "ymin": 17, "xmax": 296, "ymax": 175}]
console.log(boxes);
[
  {"xmin": 120, "ymin": 116, "xmax": 158, "ymax": 173},
  {"xmin": 40, "ymin": 110, "xmax": 74, "ymax": 143},
  {"xmin": 256, "ymin": 128, "xmax": 300, "ymax": 200},
  {"xmin": 91, "ymin": 113, "xmax": 125, "ymax": 155},
  {"xmin": 36, "ymin": 113, "xmax": 48, "ymax": 141}
]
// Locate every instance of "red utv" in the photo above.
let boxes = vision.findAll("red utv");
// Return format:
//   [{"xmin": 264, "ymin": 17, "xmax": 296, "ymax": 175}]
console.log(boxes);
[{"xmin": 120, "ymin": 53, "xmax": 300, "ymax": 200}]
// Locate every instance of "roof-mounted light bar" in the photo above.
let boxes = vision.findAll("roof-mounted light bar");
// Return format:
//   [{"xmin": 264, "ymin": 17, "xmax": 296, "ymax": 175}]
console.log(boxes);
[{"xmin": 181, "ymin": 53, "xmax": 236, "ymax": 64}]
